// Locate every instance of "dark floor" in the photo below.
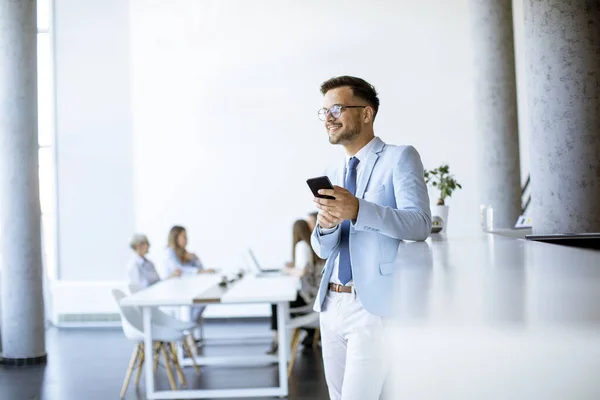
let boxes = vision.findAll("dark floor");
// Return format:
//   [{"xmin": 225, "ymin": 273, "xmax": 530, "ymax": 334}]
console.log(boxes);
[{"xmin": 0, "ymin": 319, "xmax": 329, "ymax": 400}]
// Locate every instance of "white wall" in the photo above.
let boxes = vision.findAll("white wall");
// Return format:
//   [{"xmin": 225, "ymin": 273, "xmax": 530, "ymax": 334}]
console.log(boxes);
[
  {"xmin": 129, "ymin": 0, "xmax": 482, "ymax": 272},
  {"xmin": 54, "ymin": 0, "xmax": 134, "ymax": 280}
]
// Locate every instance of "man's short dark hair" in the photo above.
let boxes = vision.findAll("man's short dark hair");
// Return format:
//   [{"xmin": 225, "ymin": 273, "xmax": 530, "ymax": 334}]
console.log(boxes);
[{"xmin": 320, "ymin": 76, "xmax": 380, "ymax": 119}]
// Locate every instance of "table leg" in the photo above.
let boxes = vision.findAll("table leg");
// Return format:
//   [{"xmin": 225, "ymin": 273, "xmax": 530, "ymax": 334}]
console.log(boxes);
[
  {"xmin": 143, "ymin": 306, "xmax": 155, "ymax": 398},
  {"xmin": 276, "ymin": 301, "xmax": 289, "ymax": 397}
]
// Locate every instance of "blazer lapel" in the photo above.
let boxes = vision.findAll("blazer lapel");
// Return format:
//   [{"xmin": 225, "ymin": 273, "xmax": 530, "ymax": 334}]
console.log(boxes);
[
  {"xmin": 356, "ymin": 152, "xmax": 378, "ymax": 199},
  {"xmin": 356, "ymin": 138, "xmax": 385, "ymax": 199}
]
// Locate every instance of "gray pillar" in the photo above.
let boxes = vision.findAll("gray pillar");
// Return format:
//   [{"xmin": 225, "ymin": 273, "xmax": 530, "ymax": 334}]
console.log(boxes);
[
  {"xmin": 470, "ymin": 0, "xmax": 522, "ymax": 229},
  {"xmin": 0, "ymin": 0, "xmax": 46, "ymax": 361},
  {"xmin": 524, "ymin": 1, "xmax": 600, "ymax": 235}
]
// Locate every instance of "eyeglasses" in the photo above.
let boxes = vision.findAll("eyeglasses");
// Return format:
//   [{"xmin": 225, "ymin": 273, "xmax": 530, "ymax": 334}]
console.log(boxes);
[{"xmin": 318, "ymin": 104, "xmax": 366, "ymax": 121}]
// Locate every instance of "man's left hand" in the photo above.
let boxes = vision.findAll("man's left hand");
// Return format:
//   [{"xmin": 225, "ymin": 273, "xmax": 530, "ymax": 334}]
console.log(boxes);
[{"xmin": 314, "ymin": 185, "xmax": 359, "ymax": 221}]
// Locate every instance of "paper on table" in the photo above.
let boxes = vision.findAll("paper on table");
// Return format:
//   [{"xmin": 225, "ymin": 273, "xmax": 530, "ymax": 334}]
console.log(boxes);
[{"xmin": 180, "ymin": 266, "xmax": 199, "ymax": 276}]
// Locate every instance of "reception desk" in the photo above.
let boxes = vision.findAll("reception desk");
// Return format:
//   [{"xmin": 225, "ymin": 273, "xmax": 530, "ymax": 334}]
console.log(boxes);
[{"xmin": 389, "ymin": 233, "xmax": 600, "ymax": 399}]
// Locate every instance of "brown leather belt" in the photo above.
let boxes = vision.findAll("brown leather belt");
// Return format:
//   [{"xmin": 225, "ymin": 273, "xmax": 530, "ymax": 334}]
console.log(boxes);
[{"xmin": 328, "ymin": 283, "xmax": 353, "ymax": 293}]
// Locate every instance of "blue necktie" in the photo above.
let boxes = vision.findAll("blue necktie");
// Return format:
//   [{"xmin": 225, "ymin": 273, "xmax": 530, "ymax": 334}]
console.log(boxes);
[{"xmin": 338, "ymin": 157, "xmax": 359, "ymax": 285}]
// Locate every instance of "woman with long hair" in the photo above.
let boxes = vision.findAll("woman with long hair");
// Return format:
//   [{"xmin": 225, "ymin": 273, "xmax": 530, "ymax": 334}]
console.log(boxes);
[
  {"xmin": 268, "ymin": 219, "xmax": 324, "ymax": 353},
  {"xmin": 163, "ymin": 225, "xmax": 214, "ymax": 348},
  {"xmin": 163, "ymin": 225, "xmax": 215, "ymax": 278}
]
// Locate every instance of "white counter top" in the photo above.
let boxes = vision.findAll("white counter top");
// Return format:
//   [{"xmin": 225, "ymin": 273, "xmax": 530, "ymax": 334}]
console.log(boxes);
[
  {"xmin": 388, "ymin": 233, "xmax": 600, "ymax": 399},
  {"xmin": 392, "ymin": 233, "xmax": 600, "ymax": 327}
]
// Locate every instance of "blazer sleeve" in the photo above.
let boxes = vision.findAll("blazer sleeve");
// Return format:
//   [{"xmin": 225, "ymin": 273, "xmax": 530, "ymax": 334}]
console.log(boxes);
[
  {"xmin": 311, "ymin": 223, "xmax": 341, "ymax": 260},
  {"xmin": 353, "ymin": 145, "xmax": 432, "ymax": 241}
]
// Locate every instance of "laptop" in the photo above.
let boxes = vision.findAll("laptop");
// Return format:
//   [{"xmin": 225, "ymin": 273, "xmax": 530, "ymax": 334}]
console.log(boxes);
[{"xmin": 247, "ymin": 249, "xmax": 282, "ymax": 276}]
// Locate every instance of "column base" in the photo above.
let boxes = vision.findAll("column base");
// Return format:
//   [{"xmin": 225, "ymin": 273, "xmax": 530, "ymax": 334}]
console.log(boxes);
[{"xmin": 0, "ymin": 353, "xmax": 47, "ymax": 366}]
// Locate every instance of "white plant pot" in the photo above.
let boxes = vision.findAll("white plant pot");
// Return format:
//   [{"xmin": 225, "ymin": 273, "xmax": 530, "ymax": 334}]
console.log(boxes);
[{"xmin": 431, "ymin": 205, "xmax": 449, "ymax": 233}]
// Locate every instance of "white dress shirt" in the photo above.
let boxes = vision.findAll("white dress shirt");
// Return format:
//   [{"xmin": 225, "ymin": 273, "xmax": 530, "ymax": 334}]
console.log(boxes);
[
  {"xmin": 319, "ymin": 137, "xmax": 378, "ymax": 286},
  {"xmin": 127, "ymin": 254, "xmax": 161, "ymax": 288}
]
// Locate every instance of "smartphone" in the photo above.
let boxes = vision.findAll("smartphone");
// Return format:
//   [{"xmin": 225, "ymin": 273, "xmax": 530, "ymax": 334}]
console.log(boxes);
[{"xmin": 306, "ymin": 176, "xmax": 335, "ymax": 199}]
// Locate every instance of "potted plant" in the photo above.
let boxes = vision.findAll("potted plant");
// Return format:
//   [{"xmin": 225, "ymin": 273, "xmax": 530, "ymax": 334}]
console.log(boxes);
[{"xmin": 424, "ymin": 164, "xmax": 462, "ymax": 233}]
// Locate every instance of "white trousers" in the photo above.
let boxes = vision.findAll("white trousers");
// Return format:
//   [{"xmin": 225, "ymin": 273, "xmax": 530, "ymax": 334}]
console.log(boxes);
[{"xmin": 320, "ymin": 290, "xmax": 390, "ymax": 400}]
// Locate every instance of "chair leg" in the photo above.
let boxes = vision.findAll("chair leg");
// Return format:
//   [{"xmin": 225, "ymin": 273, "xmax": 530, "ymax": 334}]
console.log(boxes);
[
  {"xmin": 313, "ymin": 328, "xmax": 321, "ymax": 348},
  {"xmin": 120, "ymin": 343, "xmax": 141, "ymax": 398},
  {"xmin": 134, "ymin": 344, "xmax": 145, "ymax": 387},
  {"xmin": 198, "ymin": 315, "xmax": 205, "ymax": 345},
  {"xmin": 182, "ymin": 339, "xmax": 201, "ymax": 376},
  {"xmin": 160, "ymin": 344, "xmax": 178, "ymax": 390},
  {"xmin": 153, "ymin": 342, "xmax": 161, "ymax": 372},
  {"xmin": 167, "ymin": 342, "xmax": 187, "ymax": 386},
  {"xmin": 186, "ymin": 334, "xmax": 198, "ymax": 357},
  {"xmin": 287, "ymin": 329, "xmax": 302, "ymax": 377}
]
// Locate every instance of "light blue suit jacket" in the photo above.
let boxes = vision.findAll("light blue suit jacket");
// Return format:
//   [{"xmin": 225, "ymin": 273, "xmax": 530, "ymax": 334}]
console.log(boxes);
[{"xmin": 311, "ymin": 137, "xmax": 431, "ymax": 317}]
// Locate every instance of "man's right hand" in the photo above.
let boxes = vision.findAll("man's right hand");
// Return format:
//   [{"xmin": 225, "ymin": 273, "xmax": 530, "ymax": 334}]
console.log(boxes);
[{"xmin": 317, "ymin": 209, "xmax": 342, "ymax": 229}]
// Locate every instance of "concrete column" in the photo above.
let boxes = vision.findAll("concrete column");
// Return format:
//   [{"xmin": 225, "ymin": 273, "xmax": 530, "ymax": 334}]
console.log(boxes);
[
  {"xmin": 524, "ymin": 1, "xmax": 600, "ymax": 234},
  {"xmin": 470, "ymin": 0, "xmax": 522, "ymax": 229},
  {"xmin": 0, "ymin": 0, "xmax": 46, "ymax": 363}
]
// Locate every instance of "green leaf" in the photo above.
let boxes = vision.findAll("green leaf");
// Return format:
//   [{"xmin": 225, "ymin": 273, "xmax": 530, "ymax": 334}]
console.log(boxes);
[{"xmin": 423, "ymin": 163, "xmax": 462, "ymax": 202}]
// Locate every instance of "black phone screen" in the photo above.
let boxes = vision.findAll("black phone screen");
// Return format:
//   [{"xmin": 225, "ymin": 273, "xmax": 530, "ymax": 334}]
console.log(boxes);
[{"xmin": 306, "ymin": 176, "xmax": 335, "ymax": 199}]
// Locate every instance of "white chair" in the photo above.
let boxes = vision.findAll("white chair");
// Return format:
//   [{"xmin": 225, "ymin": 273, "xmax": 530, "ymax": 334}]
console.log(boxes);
[
  {"xmin": 286, "ymin": 312, "xmax": 320, "ymax": 377},
  {"xmin": 289, "ymin": 303, "xmax": 315, "ymax": 315},
  {"xmin": 128, "ymin": 284, "xmax": 204, "ymax": 362},
  {"xmin": 128, "ymin": 284, "xmax": 200, "ymax": 332},
  {"xmin": 111, "ymin": 289, "xmax": 198, "ymax": 398}
]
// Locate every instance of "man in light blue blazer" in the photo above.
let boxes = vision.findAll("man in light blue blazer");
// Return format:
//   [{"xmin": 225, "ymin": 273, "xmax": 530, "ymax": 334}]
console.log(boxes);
[{"xmin": 311, "ymin": 76, "xmax": 431, "ymax": 400}]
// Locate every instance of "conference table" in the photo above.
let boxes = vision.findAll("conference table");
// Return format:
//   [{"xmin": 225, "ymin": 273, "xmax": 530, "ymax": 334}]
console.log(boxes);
[{"xmin": 120, "ymin": 273, "xmax": 298, "ymax": 399}]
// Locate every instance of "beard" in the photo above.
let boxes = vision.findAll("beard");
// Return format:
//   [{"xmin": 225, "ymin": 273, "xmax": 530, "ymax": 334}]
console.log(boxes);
[{"xmin": 328, "ymin": 124, "xmax": 361, "ymax": 145}]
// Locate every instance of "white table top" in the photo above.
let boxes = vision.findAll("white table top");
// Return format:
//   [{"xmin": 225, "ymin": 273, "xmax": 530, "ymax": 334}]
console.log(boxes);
[
  {"xmin": 120, "ymin": 273, "xmax": 298, "ymax": 307},
  {"xmin": 221, "ymin": 275, "xmax": 299, "ymax": 304}
]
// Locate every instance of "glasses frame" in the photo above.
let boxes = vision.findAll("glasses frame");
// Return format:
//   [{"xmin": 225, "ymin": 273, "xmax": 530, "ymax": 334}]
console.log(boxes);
[{"xmin": 318, "ymin": 104, "xmax": 367, "ymax": 121}]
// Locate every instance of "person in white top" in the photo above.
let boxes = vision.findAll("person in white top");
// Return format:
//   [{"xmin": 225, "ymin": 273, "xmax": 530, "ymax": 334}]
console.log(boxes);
[
  {"xmin": 162, "ymin": 225, "xmax": 216, "ymax": 278},
  {"xmin": 126, "ymin": 234, "xmax": 180, "ymax": 289},
  {"xmin": 163, "ymin": 226, "xmax": 215, "ymax": 343},
  {"xmin": 268, "ymin": 219, "xmax": 324, "ymax": 354}
]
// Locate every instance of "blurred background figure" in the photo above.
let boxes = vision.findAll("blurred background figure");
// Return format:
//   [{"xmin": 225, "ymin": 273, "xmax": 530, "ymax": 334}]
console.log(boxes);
[
  {"xmin": 126, "ymin": 233, "xmax": 180, "ymax": 289},
  {"xmin": 163, "ymin": 225, "xmax": 214, "ymax": 345},
  {"xmin": 269, "ymin": 219, "xmax": 324, "ymax": 354},
  {"xmin": 163, "ymin": 225, "xmax": 215, "ymax": 278},
  {"xmin": 306, "ymin": 211, "xmax": 318, "ymax": 232}
]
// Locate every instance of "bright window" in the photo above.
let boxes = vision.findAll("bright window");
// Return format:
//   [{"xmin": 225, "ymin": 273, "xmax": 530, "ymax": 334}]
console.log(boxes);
[{"xmin": 38, "ymin": 0, "xmax": 56, "ymax": 279}]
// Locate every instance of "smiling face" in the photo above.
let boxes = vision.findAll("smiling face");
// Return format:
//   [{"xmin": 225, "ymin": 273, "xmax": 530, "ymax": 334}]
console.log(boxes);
[{"xmin": 322, "ymin": 86, "xmax": 366, "ymax": 146}]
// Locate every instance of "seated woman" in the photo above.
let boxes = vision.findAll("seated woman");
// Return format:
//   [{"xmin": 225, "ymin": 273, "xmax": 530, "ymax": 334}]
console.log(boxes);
[
  {"xmin": 163, "ymin": 225, "xmax": 214, "ymax": 343},
  {"xmin": 163, "ymin": 225, "xmax": 215, "ymax": 278},
  {"xmin": 269, "ymin": 219, "xmax": 324, "ymax": 353},
  {"xmin": 126, "ymin": 233, "xmax": 180, "ymax": 289}
]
